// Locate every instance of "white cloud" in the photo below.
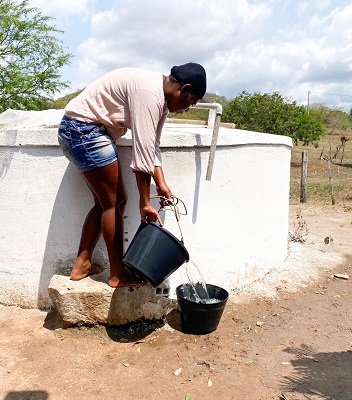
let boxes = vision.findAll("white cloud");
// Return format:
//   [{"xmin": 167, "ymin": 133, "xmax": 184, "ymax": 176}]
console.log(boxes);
[
  {"xmin": 73, "ymin": 0, "xmax": 272, "ymax": 89},
  {"xmin": 27, "ymin": 0, "xmax": 96, "ymax": 20},
  {"xmin": 26, "ymin": 0, "xmax": 352, "ymax": 110}
]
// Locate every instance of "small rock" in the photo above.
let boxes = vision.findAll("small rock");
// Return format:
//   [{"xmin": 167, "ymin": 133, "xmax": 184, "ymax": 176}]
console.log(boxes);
[
  {"xmin": 173, "ymin": 367, "xmax": 182, "ymax": 376},
  {"xmin": 256, "ymin": 321, "xmax": 264, "ymax": 326}
]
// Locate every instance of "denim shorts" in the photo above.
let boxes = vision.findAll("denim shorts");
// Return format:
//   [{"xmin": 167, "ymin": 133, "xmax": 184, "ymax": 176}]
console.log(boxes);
[{"xmin": 58, "ymin": 115, "xmax": 119, "ymax": 171}]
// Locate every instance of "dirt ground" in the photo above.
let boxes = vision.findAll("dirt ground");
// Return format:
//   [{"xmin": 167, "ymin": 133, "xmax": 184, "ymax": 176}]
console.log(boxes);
[{"xmin": 0, "ymin": 204, "xmax": 351, "ymax": 400}]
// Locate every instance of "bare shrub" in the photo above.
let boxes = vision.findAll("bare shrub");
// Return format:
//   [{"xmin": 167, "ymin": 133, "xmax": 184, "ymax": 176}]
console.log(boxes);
[{"xmin": 289, "ymin": 213, "xmax": 309, "ymax": 243}]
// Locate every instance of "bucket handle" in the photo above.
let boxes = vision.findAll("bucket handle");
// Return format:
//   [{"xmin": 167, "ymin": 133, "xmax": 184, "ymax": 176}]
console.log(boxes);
[{"xmin": 150, "ymin": 195, "xmax": 187, "ymax": 243}]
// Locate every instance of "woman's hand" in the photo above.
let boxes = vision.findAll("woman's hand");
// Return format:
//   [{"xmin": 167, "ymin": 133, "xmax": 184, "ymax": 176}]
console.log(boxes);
[
  {"xmin": 140, "ymin": 203, "xmax": 163, "ymax": 226},
  {"xmin": 134, "ymin": 171, "xmax": 163, "ymax": 225},
  {"xmin": 153, "ymin": 166, "xmax": 173, "ymax": 206},
  {"xmin": 134, "ymin": 167, "xmax": 173, "ymax": 225},
  {"xmin": 156, "ymin": 185, "xmax": 173, "ymax": 207}
]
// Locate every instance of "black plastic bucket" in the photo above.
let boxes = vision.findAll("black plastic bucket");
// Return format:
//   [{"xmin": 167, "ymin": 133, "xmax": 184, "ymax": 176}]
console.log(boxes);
[
  {"xmin": 122, "ymin": 221, "xmax": 189, "ymax": 287},
  {"xmin": 176, "ymin": 283, "xmax": 229, "ymax": 335}
]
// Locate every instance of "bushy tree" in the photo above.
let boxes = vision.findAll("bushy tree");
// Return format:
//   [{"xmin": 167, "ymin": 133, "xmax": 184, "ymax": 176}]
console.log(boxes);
[
  {"xmin": 309, "ymin": 103, "xmax": 352, "ymax": 133},
  {"xmin": 222, "ymin": 91, "xmax": 324, "ymax": 145},
  {"xmin": 0, "ymin": 0, "xmax": 72, "ymax": 112}
]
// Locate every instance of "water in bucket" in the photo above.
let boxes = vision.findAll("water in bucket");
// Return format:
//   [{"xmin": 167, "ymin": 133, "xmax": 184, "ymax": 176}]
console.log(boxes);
[{"xmin": 181, "ymin": 260, "xmax": 221, "ymax": 304}]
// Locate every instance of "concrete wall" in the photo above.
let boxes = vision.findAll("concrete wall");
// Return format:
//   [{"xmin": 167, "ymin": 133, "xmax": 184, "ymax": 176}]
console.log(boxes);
[{"xmin": 0, "ymin": 109, "xmax": 292, "ymax": 309}]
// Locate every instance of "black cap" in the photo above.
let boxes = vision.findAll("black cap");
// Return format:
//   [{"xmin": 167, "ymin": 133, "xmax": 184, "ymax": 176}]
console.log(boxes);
[{"xmin": 170, "ymin": 62, "xmax": 207, "ymax": 99}]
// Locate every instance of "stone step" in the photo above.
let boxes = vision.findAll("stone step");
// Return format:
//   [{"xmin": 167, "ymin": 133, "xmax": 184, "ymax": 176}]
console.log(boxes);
[{"xmin": 48, "ymin": 274, "xmax": 170, "ymax": 326}]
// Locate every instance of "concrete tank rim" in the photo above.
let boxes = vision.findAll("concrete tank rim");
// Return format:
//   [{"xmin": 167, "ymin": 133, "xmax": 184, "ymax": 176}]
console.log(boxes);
[
  {"xmin": 0, "ymin": 127, "xmax": 293, "ymax": 149},
  {"xmin": 0, "ymin": 108, "xmax": 293, "ymax": 149}
]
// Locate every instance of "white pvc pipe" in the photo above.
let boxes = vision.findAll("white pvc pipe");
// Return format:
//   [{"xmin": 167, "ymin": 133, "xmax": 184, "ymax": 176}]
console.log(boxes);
[{"xmin": 191, "ymin": 102, "xmax": 223, "ymax": 180}]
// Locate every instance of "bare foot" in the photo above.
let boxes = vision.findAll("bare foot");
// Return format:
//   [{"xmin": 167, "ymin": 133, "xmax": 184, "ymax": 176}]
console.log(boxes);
[
  {"xmin": 70, "ymin": 262, "xmax": 105, "ymax": 281},
  {"xmin": 108, "ymin": 270, "xmax": 146, "ymax": 288}
]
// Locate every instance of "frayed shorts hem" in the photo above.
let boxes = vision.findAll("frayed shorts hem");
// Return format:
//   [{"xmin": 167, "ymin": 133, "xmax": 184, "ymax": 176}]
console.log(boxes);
[{"xmin": 57, "ymin": 115, "xmax": 119, "ymax": 172}]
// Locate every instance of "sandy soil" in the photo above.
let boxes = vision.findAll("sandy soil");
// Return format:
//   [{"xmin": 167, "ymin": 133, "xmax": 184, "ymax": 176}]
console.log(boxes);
[{"xmin": 0, "ymin": 204, "xmax": 351, "ymax": 400}]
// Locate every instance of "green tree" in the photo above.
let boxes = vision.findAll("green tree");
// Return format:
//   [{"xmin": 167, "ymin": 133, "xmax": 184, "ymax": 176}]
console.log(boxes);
[
  {"xmin": 309, "ymin": 103, "xmax": 352, "ymax": 133},
  {"xmin": 222, "ymin": 91, "xmax": 324, "ymax": 145},
  {"xmin": 0, "ymin": 0, "xmax": 72, "ymax": 112},
  {"xmin": 48, "ymin": 89, "xmax": 83, "ymax": 109},
  {"xmin": 168, "ymin": 92, "xmax": 228, "ymax": 121}
]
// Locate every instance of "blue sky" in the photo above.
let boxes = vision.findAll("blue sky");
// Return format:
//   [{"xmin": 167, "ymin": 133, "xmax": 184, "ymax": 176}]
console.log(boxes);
[{"xmin": 28, "ymin": 0, "xmax": 352, "ymax": 111}]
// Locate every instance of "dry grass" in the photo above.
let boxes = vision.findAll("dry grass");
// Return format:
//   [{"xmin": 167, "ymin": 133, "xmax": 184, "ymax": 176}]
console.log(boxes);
[{"xmin": 290, "ymin": 129, "xmax": 352, "ymax": 206}]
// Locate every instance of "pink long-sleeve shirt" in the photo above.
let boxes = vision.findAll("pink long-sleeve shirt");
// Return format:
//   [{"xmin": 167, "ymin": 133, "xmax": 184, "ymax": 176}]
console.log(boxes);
[{"xmin": 64, "ymin": 68, "xmax": 168, "ymax": 175}]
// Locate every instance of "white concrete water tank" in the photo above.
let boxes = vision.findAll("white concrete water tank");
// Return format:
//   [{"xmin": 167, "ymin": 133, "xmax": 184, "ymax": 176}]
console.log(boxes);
[{"xmin": 0, "ymin": 109, "xmax": 292, "ymax": 308}]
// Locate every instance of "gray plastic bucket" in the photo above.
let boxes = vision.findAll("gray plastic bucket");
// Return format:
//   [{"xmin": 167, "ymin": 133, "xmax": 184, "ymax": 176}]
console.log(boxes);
[
  {"xmin": 122, "ymin": 222, "xmax": 189, "ymax": 287},
  {"xmin": 176, "ymin": 283, "xmax": 229, "ymax": 334}
]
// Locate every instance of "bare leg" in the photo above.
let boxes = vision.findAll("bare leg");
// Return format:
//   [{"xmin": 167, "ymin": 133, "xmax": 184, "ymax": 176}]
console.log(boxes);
[
  {"xmin": 70, "ymin": 192, "xmax": 105, "ymax": 280},
  {"xmin": 79, "ymin": 161, "xmax": 143, "ymax": 287}
]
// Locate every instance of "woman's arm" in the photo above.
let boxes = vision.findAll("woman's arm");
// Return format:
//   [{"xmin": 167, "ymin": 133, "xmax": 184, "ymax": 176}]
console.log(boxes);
[
  {"xmin": 134, "ymin": 170, "xmax": 163, "ymax": 225},
  {"xmin": 153, "ymin": 166, "xmax": 172, "ymax": 200}
]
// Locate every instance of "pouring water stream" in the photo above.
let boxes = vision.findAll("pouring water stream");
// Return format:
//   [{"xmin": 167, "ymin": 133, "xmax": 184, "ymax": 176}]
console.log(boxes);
[
  {"xmin": 152, "ymin": 196, "xmax": 220, "ymax": 304},
  {"xmin": 182, "ymin": 259, "xmax": 220, "ymax": 304}
]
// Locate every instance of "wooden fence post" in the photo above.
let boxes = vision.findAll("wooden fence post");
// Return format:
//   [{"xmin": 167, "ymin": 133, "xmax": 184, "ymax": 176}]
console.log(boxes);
[{"xmin": 300, "ymin": 150, "xmax": 308, "ymax": 203}]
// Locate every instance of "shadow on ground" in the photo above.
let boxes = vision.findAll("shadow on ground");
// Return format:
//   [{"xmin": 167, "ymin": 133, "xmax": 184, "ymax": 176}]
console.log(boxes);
[
  {"xmin": 42, "ymin": 307, "xmax": 182, "ymax": 342},
  {"xmin": 165, "ymin": 307, "xmax": 183, "ymax": 333},
  {"xmin": 3, "ymin": 391, "xmax": 48, "ymax": 400},
  {"xmin": 281, "ymin": 345, "xmax": 352, "ymax": 399}
]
